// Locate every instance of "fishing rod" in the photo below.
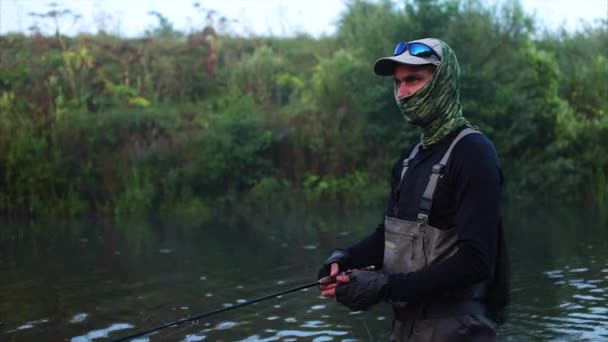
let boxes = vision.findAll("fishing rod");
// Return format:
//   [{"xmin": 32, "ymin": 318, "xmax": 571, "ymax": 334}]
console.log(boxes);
[
  {"xmin": 111, "ymin": 280, "xmax": 319, "ymax": 342},
  {"xmin": 111, "ymin": 266, "xmax": 374, "ymax": 342}
]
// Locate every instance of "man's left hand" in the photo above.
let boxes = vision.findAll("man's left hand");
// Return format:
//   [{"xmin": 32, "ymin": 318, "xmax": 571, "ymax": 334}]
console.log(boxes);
[{"xmin": 335, "ymin": 270, "xmax": 389, "ymax": 311}]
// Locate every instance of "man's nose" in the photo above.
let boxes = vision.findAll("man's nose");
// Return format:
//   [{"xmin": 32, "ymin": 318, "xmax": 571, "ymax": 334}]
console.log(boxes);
[{"xmin": 397, "ymin": 84, "xmax": 410, "ymax": 98}]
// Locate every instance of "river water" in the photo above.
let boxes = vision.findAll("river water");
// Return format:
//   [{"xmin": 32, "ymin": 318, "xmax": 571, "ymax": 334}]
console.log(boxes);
[{"xmin": 1, "ymin": 204, "xmax": 607, "ymax": 341}]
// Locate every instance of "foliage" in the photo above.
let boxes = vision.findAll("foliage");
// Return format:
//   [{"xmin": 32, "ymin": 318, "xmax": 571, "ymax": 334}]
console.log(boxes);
[{"xmin": 0, "ymin": 0, "xmax": 606, "ymax": 217}]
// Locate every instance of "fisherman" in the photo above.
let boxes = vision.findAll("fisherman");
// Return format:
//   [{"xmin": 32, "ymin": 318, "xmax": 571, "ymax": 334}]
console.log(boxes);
[{"xmin": 317, "ymin": 38, "xmax": 510, "ymax": 341}]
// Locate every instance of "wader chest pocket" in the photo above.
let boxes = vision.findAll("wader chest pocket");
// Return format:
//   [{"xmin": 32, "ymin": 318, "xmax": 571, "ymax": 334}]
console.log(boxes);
[{"xmin": 384, "ymin": 229, "xmax": 425, "ymax": 274}]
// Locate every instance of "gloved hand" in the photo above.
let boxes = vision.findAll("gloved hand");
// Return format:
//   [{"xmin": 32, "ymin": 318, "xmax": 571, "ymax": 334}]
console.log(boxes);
[
  {"xmin": 317, "ymin": 249, "xmax": 352, "ymax": 280},
  {"xmin": 335, "ymin": 270, "xmax": 389, "ymax": 311}
]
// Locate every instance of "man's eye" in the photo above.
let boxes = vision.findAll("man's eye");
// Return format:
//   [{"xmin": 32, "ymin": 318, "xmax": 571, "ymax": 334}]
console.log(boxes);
[{"xmin": 405, "ymin": 76, "xmax": 419, "ymax": 83}]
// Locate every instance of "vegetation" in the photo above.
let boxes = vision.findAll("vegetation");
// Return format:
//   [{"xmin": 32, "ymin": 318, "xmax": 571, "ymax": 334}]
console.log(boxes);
[{"xmin": 1, "ymin": 0, "xmax": 606, "ymax": 217}]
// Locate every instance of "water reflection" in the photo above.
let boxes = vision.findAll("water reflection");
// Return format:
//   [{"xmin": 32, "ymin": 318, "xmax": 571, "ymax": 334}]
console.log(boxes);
[
  {"xmin": 6, "ymin": 318, "xmax": 49, "ymax": 332},
  {"xmin": 499, "ymin": 204, "xmax": 608, "ymax": 341},
  {"xmin": 0, "ymin": 205, "xmax": 607, "ymax": 341},
  {"xmin": 242, "ymin": 328, "xmax": 349, "ymax": 340},
  {"xmin": 70, "ymin": 313, "xmax": 89, "ymax": 324},
  {"xmin": 70, "ymin": 323, "xmax": 134, "ymax": 341}
]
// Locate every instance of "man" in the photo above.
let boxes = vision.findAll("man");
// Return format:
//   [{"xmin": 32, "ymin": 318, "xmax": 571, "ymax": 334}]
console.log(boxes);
[{"xmin": 317, "ymin": 38, "xmax": 510, "ymax": 341}]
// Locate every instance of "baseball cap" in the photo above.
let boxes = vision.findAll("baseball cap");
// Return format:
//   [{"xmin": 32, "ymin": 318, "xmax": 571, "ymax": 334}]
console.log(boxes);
[{"xmin": 373, "ymin": 38, "xmax": 443, "ymax": 76}]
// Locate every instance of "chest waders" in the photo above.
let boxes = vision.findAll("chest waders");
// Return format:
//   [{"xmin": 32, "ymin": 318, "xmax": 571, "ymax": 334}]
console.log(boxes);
[{"xmin": 384, "ymin": 128, "xmax": 496, "ymax": 341}]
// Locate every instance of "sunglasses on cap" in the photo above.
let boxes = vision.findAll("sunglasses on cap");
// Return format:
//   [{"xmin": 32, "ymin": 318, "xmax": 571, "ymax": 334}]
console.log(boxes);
[{"xmin": 393, "ymin": 41, "xmax": 442, "ymax": 60}]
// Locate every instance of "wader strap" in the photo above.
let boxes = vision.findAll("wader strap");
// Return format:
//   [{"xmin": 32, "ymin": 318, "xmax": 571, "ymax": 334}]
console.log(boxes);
[
  {"xmin": 393, "ymin": 300, "xmax": 487, "ymax": 321},
  {"xmin": 397, "ymin": 142, "xmax": 422, "ymax": 192},
  {"xmin": 418, "ymin": 128, "xmax": 482, "ymax": 221}
]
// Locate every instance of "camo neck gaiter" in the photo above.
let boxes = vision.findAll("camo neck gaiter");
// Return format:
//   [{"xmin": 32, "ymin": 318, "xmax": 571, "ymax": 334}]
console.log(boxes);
[{"xmin": 395, "ymin": 41, "xmax": 471, "ymax": 148}]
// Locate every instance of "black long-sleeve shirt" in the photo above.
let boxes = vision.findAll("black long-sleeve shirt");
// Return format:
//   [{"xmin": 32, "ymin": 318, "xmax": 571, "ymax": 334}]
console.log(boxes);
[{"xmin": 346, "ymin": 125, "xmax": 503, "ymax": 303}]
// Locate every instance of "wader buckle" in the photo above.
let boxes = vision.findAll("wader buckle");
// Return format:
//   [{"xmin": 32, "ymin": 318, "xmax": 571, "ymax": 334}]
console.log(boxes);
[
  {"xmin": 417, "ymin": 213, "xmax": 428, "ymax": 225},
  {"xmin": 431, "ymin": 164, "xmax": 444, "ymax": 174}
]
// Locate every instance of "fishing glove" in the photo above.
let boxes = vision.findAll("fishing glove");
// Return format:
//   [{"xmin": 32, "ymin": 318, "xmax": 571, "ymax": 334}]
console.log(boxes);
[
  {"xmin": 335, "ymin": 270, "xmax": 389, "ymax": 311},
  {"xmin": 317, "ymin": 249, "xmax": 352, "ymax": 280}
]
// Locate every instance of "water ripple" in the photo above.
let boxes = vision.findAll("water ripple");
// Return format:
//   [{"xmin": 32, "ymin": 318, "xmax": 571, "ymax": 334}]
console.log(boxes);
[
  {"xmin": 239, "ymin": 329, "xmax": 349, "ymax": 341},
  {"xmin": 6, "ymin": 319, "xmax": 49, "ymax": 333},
  {"xmin": 181, "ymin": 334, "xmax": 206, "ymax": 341},
  {"xmin": 69, "ymin": 313, "xmax": 88, "ymax": 324},
  {"xmin": 70, "ymin": 323, "xmax": 134, "ymax": 341},
  {"xmin": 300, "ymin": 320, "xmax": 329, "ymax": 329}
]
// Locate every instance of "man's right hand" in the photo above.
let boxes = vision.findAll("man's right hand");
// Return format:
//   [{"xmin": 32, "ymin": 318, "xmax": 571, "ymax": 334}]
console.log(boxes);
[{"xmin": 319, "ymin": 263, "xmax": 351, "ymax": 297}]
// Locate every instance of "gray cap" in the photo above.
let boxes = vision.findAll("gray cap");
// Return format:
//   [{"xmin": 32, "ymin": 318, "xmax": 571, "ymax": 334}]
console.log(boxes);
[{"xmin": 373, "ymin": 38, "xmax": 442, "ymax": 76}]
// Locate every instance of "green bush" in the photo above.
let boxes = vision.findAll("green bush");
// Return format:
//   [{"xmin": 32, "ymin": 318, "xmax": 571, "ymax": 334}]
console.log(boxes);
[{"xmin": 0, "ymin": 0, "xmax": 606, "ymax": 216}]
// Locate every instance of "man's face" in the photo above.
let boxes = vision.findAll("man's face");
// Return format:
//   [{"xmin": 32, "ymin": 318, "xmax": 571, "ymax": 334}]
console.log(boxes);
[{"xmin": 393, "ymin": 64, "xmax": 435, "ymax": 99}]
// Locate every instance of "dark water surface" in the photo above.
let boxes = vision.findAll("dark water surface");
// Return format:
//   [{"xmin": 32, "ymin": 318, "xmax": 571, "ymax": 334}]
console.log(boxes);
[{"xmin": 1, "ymin": 204, "xmax": 607, "ymax": 341}]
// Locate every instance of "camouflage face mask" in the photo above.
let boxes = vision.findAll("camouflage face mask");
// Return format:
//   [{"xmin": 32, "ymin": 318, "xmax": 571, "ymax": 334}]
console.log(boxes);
[{"xmin": 395, "ymin": 41, "xmax": 470, "ymax": 148}]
